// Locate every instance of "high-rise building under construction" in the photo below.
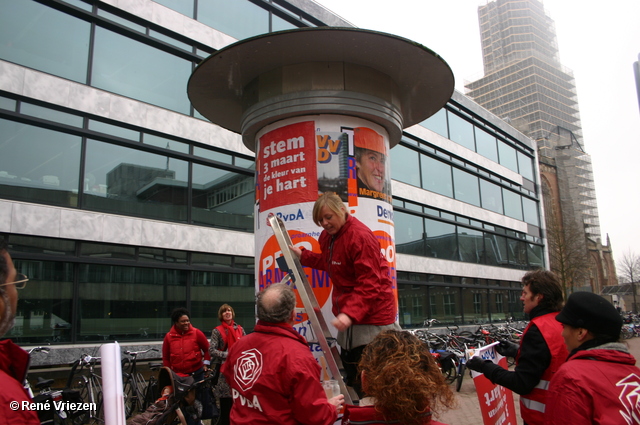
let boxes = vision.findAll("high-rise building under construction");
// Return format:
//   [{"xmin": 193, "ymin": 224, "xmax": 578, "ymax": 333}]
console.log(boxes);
[{"xmin": 466, "ymin": 0, "xmax": 615, "ymax": 291}]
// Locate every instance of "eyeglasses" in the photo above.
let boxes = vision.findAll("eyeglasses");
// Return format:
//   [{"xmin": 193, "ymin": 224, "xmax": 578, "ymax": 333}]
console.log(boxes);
[{"xmin": 0, "ymin": 273, "xmax": 29, "ymax": 289}]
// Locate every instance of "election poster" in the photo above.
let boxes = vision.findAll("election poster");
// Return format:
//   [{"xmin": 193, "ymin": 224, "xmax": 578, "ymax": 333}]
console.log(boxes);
[
  {"xmin": 467, "ymin": 344, "xmax": 518, "ymax": 425},
  {"xmin": 253, "ymin": 115, "xmax": 396, "ymax": 344}
]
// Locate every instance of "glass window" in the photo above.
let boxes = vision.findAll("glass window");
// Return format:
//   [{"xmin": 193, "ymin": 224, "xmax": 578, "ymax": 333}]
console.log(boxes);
[
  {"xmin": 9, "ymin": 259, "xmax": 74, "ymax": 344},
  {"xmin": 191, "ymin": 163, "xmax": 254, "ymax": 232},
  {"xmin": 517, "ymin": 151, "xmax": 534, "ymax": 181},
  {"xmin": 154, "ymin": 0, "xmax": 194, "ymax": 18},
  {"xmin": 138, "ymin": 247, "xmax": 187, "ymax": 264},
  {"xmin": 0, "ymin": 119, "xmax": 81, "ymax": 207},
  {"xmin": 453, "ymin": 168, "xmax": 480, "ymax": 207},
  {"xmin": 508, "ymin": 238, "xmax": 527, "ymax": 268},
  {"xmin": 457, "ymin": 227, "xmax": 484, "ymax": 264},
  {"xmin": 475, "ymin": 128, "xmax": 499, "ymax": 162},
  {"xmin": 480, "ymin": 179, "xmax": 504, "ymax": 214},
  {"xmin": 197, "ymin": 0, "xmax": 269, "ymax": 40},
  {"xmin": 193, "ymin": 147, "xmax": 233, "ymax": 165},
  {"xmin": 420, "ymin": 108, "xmax": 448, "ymax": 138},
  {"xmin": 144, "ymin": 134, "xmax": 190, "ymax": 154},
  {"xmin": 391, "ymin": 145, "xmax": 420, "ymax": 187},
  {"xmin": 80, "ymin": 243, "xmax": 136, "ymax": 260},
  {"xmin": 89, "ymin": 120, "xmax": 140, "ymax": 141},
  {"xmin": 272, "ymin": 14, "xmax": 298, "ymax": 31},
  {"xmin": 9, "ymin": 235, "xmax": 76, "ymax": 256},
  {"xmin": 527, "ymin": 243, "xmax": 544, "ymax": 268},
  {"xmin": 394, "ymin": 211, "xmax": 425, "ymax": 256},
  {"xmin": 484, "ymin": 233, "xmax": 508, "ymax": 266},
  {"xmin": 0, "ymin": 0, "xmax": 90, "ymax": 83},
  {"xmin": 447, "ymin": 113, "xmax": 475, "ymax": 151},
  {"xmin": 522, "ymin": 197, "xmax": 539, "ymax": 227},
  {"xmin": 424, "ymin": 218, "xmax": 456, "ymax": 260},
  {"xmin": 21, "ymin": 103, "xmax": 84, "ymax": 128},
  {"xmin": 497, "ymin": 141, "xmax": 518, "ymax": 172},
  {"xmin": 83, "ymin": 139, "xmax": 189, "ymax": 222},
  {"xmin": 92, "ymin": 27, "xmax": 192, "ymax": 114},
  {"xmin": 503, "ymin": 189, "xmax": 523, "ymax": 221},
  {"xmin": 0, "ymin": 96, "xmax": 16, "ymax": 111},
  {"xmin": 78, "ymin": 264, "xmax": 187, "ymax": 342},
  {"xmin": 420, "ymin": 155, "xmax": 452, "ymax": 197},
  {"xmin": 442, "ymin": 291, "xmax": 457, "ymax": 319}
]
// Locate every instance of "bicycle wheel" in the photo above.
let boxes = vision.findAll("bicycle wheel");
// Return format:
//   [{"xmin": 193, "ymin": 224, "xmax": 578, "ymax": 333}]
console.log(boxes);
[
  {"xmin": 69, "ymin": 376, "xmax": 91, "ymax": 425},
  {"xmin": 456, "ymin": 363, "xmax": 466, "ymax": 392},
  {"xmin": 123, "ymin": 376, "xmax": 136, "ymax": 418}
]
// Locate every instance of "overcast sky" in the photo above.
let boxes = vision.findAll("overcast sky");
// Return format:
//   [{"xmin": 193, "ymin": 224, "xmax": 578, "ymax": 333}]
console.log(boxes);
[{"xmin": 313, "ymin": 0, "xmax": 640, "ymax": 268}]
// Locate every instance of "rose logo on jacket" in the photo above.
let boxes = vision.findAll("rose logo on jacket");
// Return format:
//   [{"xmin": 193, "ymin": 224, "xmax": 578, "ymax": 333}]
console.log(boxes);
[{"xmin": 234, "ymin": 348, "xmax": 263, "ymax": 391}]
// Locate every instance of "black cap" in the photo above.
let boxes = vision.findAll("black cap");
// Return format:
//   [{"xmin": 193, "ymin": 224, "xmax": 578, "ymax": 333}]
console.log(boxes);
[{"xmin": 556, "ymin": 292, "xmax": 622, "ymax": 338}]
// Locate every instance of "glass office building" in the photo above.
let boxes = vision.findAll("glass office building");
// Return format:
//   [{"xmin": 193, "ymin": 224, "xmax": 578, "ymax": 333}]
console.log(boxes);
[{"xmin": 0, "ymin": 0, "xmax": 544, "ymax": 353}]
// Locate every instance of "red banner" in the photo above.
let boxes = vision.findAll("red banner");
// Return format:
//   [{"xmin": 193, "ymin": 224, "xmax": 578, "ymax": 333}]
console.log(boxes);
[{"xmin": 470, "ymin": 349, "xmax": 517, "ymax": 425}]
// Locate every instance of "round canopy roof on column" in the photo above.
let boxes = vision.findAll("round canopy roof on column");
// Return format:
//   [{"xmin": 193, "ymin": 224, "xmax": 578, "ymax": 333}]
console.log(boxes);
[{"xmin": 188, "ymin": 27, "xmax": 454, "ymax": 152}]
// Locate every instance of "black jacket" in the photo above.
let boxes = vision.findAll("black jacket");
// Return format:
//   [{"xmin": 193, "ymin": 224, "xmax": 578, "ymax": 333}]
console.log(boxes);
[{"xmin": 479, "ymin": 305, "xmax": 553, "ymax": 395}]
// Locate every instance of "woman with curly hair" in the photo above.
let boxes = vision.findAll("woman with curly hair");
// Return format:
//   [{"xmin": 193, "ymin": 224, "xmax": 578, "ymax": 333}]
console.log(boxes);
[{"xmin": 341, "ymin": 330, "xmax": 457, "ymax": 425}]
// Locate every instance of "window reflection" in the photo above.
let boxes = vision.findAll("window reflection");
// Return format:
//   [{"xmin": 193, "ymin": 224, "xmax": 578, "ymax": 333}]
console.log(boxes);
[
  {"xmin": 10, "ymin": 260, "xmax": 73, "ymax": 344},
  {"xmin": 480, "ymin": 179, "xmax": 504, "ymax": 214},
  {"xmin": 191, "ymin": 164, "xmax": 254, "ymax": 232},
  {"xmin": 420, "ymin": 154, "xmax": 453, "ymax": 197},
  {"xmin": 92, "ymin": 27, "xmax": 192, "ymax": 114},
  {"xmin": 420, "ymin": 108, "xmax": 448, "ymax": 138},
  {"xmin": 77, "ymin": 264, "xmax": 187, "ymax": 342},
  {"xmin": 0, "ymin": 0, "xmax": 90, "ymax": 83},
  {"xmin": 390, "ymin": 145, "xmax": 421, "ymax": 187},
  {"xmin": 0, "ymin": 119, "xmax": 81, "ymax": 207},
  {"xmin": 453, "ymin": 168, "xmax": 480, "ymax": 207},
  {"xmin": 475, "ymin": 129, "xmax": 499, "ymax": 162},
  {"xmin": 447, "ymin": 113, "xmax": 475, "ymax": 151},
  {"xmin": 498, "ymin": 141, "xmax": 519, "ymax": 172},
  {"xmin": 83, "ymin": 139, "xmax": 188, "ymax": 221},
  {"xmin": 198, "ymin": 0, "xmax": 269, "ymax": 40}
]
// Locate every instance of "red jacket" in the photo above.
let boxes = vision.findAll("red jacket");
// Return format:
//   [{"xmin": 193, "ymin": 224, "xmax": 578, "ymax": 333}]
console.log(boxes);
[
  {"xmin": 300, "ymin": 215, "xmax": 396, "ymax": 325},
  {"xmin": 545, "ymin": 343, "xmax": 640, "ymax": 425},
  {"xmin": 0, "ymin": 340, "xmax": 40, "ymax": 424},
  {"xmin": 221, "ymin": 320, "xmax": 337, "ymax": 425},
  {"xmin": 518, "ymin": 312, "xmax": 567, "ymax": 425},
  {"xmin": 341, "ymin": 404, "xmax": 448, "ymax": 425},
  {"xmin": 162, "ymin": 324, "xmax": 211, "ymax": 376}
]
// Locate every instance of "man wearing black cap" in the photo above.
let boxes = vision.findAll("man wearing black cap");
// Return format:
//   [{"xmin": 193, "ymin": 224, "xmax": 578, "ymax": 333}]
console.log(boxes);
[
  {"xmin": 467, "ymin": 270, "xmax": 568, "ymax": 425},
  {"xmin": 544, "ymin": 291, "xmax": 640, "ymax": 424}
]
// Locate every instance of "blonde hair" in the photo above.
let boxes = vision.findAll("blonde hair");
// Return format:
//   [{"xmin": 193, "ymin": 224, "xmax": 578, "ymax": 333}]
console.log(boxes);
[{"xmin": 312, "ymin": 192, "xmax": 347, "ymax": 227}]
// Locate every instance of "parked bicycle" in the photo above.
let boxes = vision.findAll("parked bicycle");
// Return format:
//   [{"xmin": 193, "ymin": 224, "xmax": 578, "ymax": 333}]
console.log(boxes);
[
  {"xmin": 25, "ymin": 347, "xmax": 86, "ymax": 425},
  {"xmin": 122, "ymin": 347, "xmax": 160, "ymax": 418},
  {"xmin": 67, "ymin": 354, "xmax": 103, "ymax": 424}
]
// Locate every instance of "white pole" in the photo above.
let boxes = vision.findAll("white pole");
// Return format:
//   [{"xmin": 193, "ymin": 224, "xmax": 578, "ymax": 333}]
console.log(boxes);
[{"xmin": 100, "ymin": 342, "xmax": 126, "ymax": 425}]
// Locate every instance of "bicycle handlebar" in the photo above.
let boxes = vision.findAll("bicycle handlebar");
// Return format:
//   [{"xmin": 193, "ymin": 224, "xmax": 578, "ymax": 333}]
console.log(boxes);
[
  {"xmin": 28, "ymin": 346, "xmax": 51, "ymax": 354},
  {"xmin": 123, "ymin": 348, "xmax": 159, "ymax": 357}
]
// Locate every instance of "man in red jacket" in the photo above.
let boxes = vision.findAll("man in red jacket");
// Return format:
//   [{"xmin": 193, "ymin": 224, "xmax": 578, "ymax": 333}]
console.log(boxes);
[
  {"xmin": 0, "ymin": 237, "xmax": 39, "ymax": 424},
  {"xmin": 545, "ymin": 291, "xmax": 640, "ymax": 424},
  {"xmin": 222, "ymin": 282, "xmax": 343, "ymax": 425},
  {"xmin": 467, "ymin": 270, "xmax": 568, "ymax": 425}
]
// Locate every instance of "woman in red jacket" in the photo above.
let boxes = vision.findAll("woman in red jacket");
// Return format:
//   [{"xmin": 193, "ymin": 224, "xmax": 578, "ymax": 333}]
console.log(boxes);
[
  {"xmin": 162, "ymin": 308, "xmax": 211, "ymax": 378},
  {"xmin": 290, "ymin": 192, "xmax": 399, "ymax": 397}
]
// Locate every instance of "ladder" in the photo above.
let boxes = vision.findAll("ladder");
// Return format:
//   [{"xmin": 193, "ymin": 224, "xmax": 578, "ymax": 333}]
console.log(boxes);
[{"xmin": 268, "ymin": 214, "xmax": 356, "ymax": 405}]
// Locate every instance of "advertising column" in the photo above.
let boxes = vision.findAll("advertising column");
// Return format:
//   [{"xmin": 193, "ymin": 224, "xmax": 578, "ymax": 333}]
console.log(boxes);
[{"xmin": 255, "ymin": 115, "xmax": 397, "ymax": 340}]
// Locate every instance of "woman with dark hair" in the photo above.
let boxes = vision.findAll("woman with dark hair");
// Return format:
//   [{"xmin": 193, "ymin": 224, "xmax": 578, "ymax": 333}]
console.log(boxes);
[
  {"xmin": 162, "ymin": 307, "xmax": 211, "ymax": 377},
  {"xmin": 209, "ymin": 304, "xmax": 245, "ymax": 425},
  {"xmin": 341, "ymin": 330, "xmax": 456, "ymax": 425}
]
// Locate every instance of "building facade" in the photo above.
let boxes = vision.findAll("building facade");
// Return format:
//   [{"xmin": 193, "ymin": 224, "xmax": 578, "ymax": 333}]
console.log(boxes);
[
  {"xmin": 465, "ymin": 0, "xmax": 612, "ymax": 292},
  {"xmin": 0, "ymin": 0, "xmax": 544, "ymax": 356}
]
